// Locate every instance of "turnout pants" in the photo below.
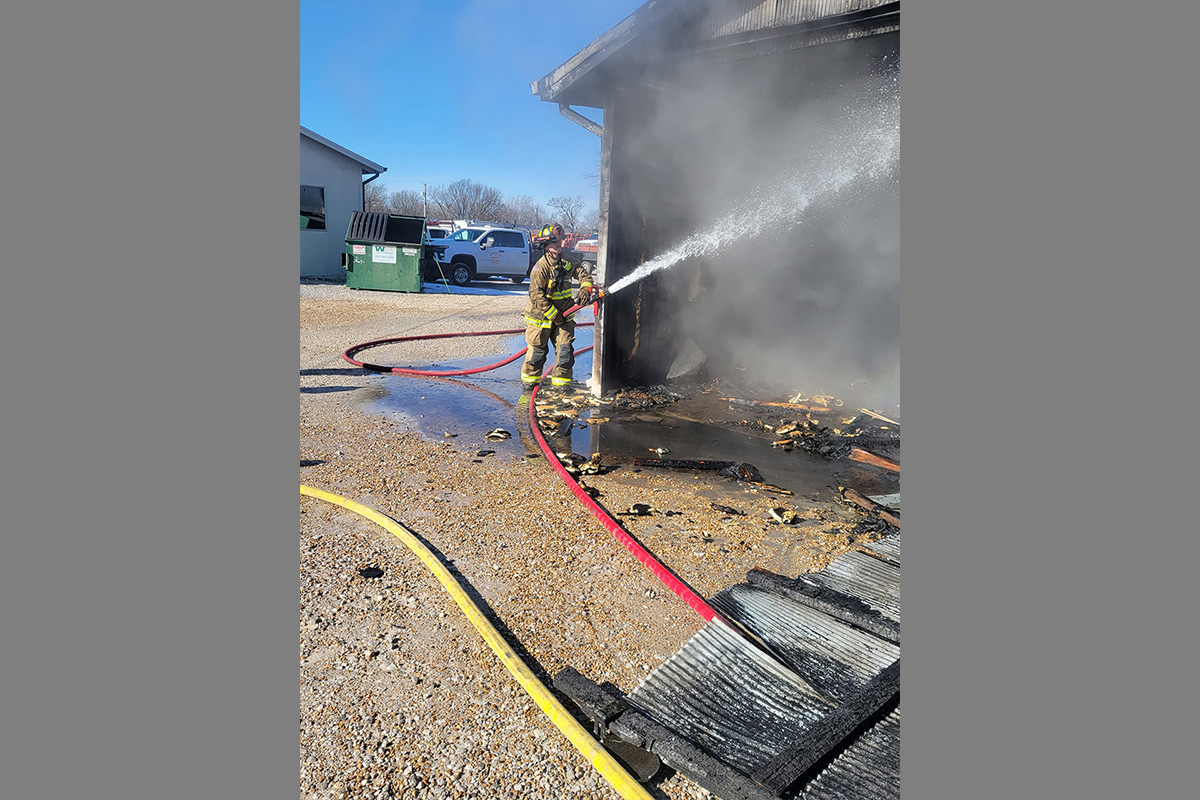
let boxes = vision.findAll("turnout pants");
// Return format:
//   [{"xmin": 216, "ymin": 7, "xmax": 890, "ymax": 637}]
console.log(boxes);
[{"xmin": 521, "ymin": 320, "xmax": 576, "ymax": 387}]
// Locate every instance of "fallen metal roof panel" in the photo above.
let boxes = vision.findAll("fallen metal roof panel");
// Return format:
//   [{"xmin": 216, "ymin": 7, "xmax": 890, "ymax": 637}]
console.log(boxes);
[
  {"xmin": 858, "ymin": 535, "xmax": 899, "ymax": 566},
  {"xmin": 711, "ymin": 585, "xmax": 898, "ymax": 703},
  {"xmin": 567, "ymin": 533, "xmax": 901, "ymax": 799},
  {"xmin": 629, "ymin": 619, "xmax": 834, "ymax": 775},
  {"xmin": 819, "ymin": 551, "xmax": 899, "ymax": 623},
  {"xmin": 798, "ymin": 707, "xmax": 899, "ymax": 800}
]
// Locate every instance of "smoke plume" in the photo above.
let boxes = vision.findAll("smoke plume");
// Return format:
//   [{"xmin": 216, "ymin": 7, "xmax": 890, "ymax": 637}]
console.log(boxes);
[{"xmin": 608, "ymin": 37, "xmax": 900, "ymax": 408}]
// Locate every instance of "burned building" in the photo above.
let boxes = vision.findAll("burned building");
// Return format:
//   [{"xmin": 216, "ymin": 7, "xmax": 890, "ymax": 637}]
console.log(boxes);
[{"xmin": 533, "ymin": 0, "xmax": 899, "ymax": 406}]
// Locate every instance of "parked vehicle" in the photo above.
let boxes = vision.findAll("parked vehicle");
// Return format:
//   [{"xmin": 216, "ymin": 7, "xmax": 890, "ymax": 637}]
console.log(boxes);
[
  {"xmin": 574, "ymin": 233, "xmax": 599, "ymax": 266},
  {"xmin": 425, "ymin": 221, "xmax": 453, "ymax": 240},
  {"xmin": 444, "ymin": 227, "xmax": 487, "ymax": 243},
  {"xmin": 425, "ymin": 226, "xmax": 538, "ymax": 286}
]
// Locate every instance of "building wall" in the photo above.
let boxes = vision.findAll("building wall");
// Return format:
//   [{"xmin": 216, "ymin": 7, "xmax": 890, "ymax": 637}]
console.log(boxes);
[
  {"xmin": 599, "ymin": 32, "xmax": 899, "ymax": 400},
  {"xmin": 300, "ymin": 134, "xmax": 367, "ymax": 278}
]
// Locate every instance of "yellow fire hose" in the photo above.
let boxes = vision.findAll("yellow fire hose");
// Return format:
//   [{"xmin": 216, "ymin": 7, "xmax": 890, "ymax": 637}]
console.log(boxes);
[{"xmin": 300, "ymin": 485, "xmax": 655, "ymax": 800}]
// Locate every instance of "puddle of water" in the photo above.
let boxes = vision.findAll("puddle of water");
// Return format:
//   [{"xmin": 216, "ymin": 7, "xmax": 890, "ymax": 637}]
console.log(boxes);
[
  {"xmin": 360, "ymin": 322, "xmax": 894, "ymax": 502},
  {"xmin": 364, "ymin": 328, "xmax": 596, "ymax": 458},
  {"xmin": 589, "ymin": 407, "xmax": 891, "ymax": 502}
]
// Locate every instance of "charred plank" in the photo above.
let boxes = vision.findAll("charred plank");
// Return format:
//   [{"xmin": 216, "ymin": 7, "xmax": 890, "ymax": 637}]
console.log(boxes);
[
  {"xmin": 841, "ymin": 488, "xmax": 900, "ymax": 528},
  {"xmin": 745, "ymin": 568, "xmax": 899, "ymax": 644},
  {"xmin": 751, "ymin": 660, "xmax": 899, "ymax": 797},
  {"xmin": 720, "ymin": 397, "xmax": 842, "ymax": 414},
  {"xmin": 553, "ymin": 667, "xmax": 780, "ymax": 800},
  {"xmin": 848, "ymin": 447, "xmax": 899, "ymax": 474},
  {"xmin": 633, "ymin": 457, "xmax": 737, "ymax": 470}
]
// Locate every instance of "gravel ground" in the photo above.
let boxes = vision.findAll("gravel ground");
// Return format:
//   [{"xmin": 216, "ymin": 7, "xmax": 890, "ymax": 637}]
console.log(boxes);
[{"xmin": 300, "ymin": 279, "xmax": 892, "ymax": 800}]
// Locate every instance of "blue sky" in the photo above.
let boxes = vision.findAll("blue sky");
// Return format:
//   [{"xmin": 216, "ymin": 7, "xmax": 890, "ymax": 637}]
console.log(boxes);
[{"xmin": 301, "ymin": 0, "xmax": 647, "ymax": 216}]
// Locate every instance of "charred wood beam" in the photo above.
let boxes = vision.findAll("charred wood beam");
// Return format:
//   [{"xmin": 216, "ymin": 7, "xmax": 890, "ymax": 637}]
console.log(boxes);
[
  {"xmin": 720, "ymin": 397, "xmax": 841, "ymax": 414},
  {"xmin": 841, "ymin": 488, "xmax": 900, "ymax": 528},
  {"xmin": 848, "ymin": 447, "xmax": 899, "ymax": 473},
  {"xmin": 747, "ymin": 481, "xmax": 793, "ymax": 496},
  {"xmin": 633, "ymin": 459, "xmax": 792, "ymax": 494},
  {"xmin": 633, "ymin": 458, "xmax": 736, "ymax": 470},
  {"xmin": 857, "ymin": 408, "xmax": 899, "ymax": 426},
  {"xmin": 751, "ymin": 659, "xmax": 900, "ymax": 797},
  {"xmin": 553, "ymin": 667, "xmax": 779, "ymax": 800},
  {"xmin": 746, "ymin": 568, "xmax": 899, "ymax": 644}
]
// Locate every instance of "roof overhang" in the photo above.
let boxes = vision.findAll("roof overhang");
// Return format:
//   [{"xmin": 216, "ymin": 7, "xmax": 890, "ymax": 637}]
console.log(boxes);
[
  {"xmin": 532, "ymin": 0, "xmax": 899, "ymax": 109},
  {"xmin": 301, "ymin": 126, "xmax": 387, "ymax": 175}
]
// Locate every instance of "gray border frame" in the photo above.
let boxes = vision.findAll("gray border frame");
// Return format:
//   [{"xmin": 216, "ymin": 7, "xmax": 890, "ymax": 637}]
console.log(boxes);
[
  {"xmin": 4, "ymin": 1, "xmax": 1195, "ymax": 797},
  {"xmin": 4, "ymin": 4, "xmax": 297, "ymax": 798}
]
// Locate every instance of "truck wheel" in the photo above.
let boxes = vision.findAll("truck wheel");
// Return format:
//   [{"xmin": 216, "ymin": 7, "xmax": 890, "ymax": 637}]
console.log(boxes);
[
  {"xmin": 509, "ymin": 275, "xmax": 525, "ymax": 284},
  {"xmin": 451, "ymin": 262, "xmax": 473, "ymax": 286}
]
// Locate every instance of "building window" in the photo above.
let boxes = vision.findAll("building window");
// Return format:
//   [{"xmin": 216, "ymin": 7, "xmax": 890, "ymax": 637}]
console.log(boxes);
[{"xmin": 301, "ymin": 185, "xmax": 326, "ymax": 230}]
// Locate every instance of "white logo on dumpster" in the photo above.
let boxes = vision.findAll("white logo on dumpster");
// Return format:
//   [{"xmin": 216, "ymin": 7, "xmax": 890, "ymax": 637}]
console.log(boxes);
[{"xmin": 372, "ymin": 245, "xmax": 396, "ymax": 264}]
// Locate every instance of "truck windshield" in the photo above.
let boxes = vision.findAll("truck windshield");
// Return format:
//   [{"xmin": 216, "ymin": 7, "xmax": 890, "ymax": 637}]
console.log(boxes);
[{"xmin": 449, "ymin": 228, "xmax": 485, "ymax": 241}]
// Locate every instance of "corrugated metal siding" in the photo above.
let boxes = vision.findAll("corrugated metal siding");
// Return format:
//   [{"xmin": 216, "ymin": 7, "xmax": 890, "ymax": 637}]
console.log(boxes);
[
  {"xmin": 860, "ymin": 535, "xmax": 899, "ymax": 566},
  {"xmin": 629, "ymin": 619, "xmax": 835, "ymax": 775},
  {"xmin": 696, "ymin": 0, "xmax": 894, "ymax": 41},
  {"xmin": 798, "ymin": 707, "xmax": 900, "ymax": 800},
  {"xmin": 820, "ymin": 551, "xmax": 900, "ymax": 623},
  {"xmin": 622, "ymin": 521, "xmax": 900, "ymax": 797},
  {"xmin": 711, "ymin": 585, "xmax": 898, "ymax": 703}
]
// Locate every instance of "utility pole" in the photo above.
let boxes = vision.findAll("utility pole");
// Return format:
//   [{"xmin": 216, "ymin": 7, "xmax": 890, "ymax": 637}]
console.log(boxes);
[{"xmin": 423, "ymin": 183, "xmax": 427, "ymax": 220}]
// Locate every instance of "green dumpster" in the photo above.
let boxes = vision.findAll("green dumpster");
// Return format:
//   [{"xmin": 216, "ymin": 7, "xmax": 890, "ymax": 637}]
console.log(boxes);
[{"xmin": 342, "ymin": 212, "xmax": 427, "ymax": 292}]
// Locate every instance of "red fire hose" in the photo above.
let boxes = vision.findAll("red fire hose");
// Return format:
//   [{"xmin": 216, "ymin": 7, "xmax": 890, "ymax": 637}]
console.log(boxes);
[
  {"xmin": 339, "ymin": 304, "xmax": 733, "ymax": 630},
  {"xmin": 524, "ymin": 381, "xmax": 724, "ymax": 624},
  {"xmin": 343, "ymin": 323, "xmax": 593, "ymax": 376}
]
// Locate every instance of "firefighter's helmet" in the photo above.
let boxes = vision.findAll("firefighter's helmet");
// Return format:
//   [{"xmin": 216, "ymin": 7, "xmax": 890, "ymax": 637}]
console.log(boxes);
[{"xmin": 537, "ymin": 223, "xmax": 564, "ymax": 244}]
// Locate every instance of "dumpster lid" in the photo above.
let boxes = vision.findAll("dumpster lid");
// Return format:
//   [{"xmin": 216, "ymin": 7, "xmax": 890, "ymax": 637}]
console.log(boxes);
[{"xmin": 346, "ymin": 212, "xmax": 425, "ymax": 245}]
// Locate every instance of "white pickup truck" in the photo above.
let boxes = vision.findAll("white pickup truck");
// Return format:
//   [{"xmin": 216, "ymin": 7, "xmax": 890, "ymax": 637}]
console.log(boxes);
[{"xmin": 425, "ymin": 226, "xmax": 538, "ymax": 286}]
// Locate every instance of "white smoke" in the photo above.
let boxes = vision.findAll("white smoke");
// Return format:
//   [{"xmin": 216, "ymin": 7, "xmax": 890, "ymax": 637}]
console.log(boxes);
[{"xmin": 608, "ymin": 83, "xmax": 899, "ymax": 296}]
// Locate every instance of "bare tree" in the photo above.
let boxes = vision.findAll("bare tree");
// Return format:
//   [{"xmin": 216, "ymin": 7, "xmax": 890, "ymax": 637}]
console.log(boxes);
[
  {"xmin": 579, "ymin": 207, "xmax": 600, "ymax": 234},
  {"xmin": 363, "ymin": 181, "xmax": 389, "ymax": 213},
  {"xmin": 547, "ymin": 195, "xmax": 584, "ymax": 232},
  {"xmin": 496, "ymin": 194, "xmax": 547, "ymax": 228},
  {"xmin": 430, "ymin": 179, "xmax": 504, "ymax": 221},
  {"xmin": 582, "ymin": 145, "xmax": 602, "ymax": 188},
  {"xmin": 387, "ymin": 189, "xmax": 426, "ymax": 216}
]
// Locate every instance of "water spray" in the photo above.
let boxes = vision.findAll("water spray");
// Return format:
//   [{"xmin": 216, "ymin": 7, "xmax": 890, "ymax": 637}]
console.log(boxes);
[{"xmin": 602, "ymin": 91, "xmax": 899, "ymax": 298}]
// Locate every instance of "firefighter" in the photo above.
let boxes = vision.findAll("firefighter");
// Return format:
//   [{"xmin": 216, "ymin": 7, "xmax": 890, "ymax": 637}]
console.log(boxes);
[{"xmin": 521, "ymin": 223, "xmax": 598, "ymax": 391}]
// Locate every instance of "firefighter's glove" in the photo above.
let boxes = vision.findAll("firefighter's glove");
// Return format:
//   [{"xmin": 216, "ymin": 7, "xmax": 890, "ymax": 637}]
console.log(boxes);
[{"xmin": 575, "ymin": 287, "xmax": 595, "ymax": 306}]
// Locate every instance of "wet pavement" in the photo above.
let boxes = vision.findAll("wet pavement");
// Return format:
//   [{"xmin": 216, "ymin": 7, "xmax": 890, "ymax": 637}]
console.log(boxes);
[{"xmin": 363, "ymin": 313, "xmax": 897, "ymax": 513}]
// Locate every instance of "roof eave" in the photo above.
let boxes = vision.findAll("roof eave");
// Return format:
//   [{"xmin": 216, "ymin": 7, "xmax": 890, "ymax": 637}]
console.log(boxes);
[
  {"xmin": 531, "ymin": 0, "xmax": 900, "ymax": 109},
  {"xmin": 301, "ymin": 126, "xmax": 387, "ymax": 175},
  {"xmin": 530, "ymin": 0, "xmax": 687, "ymax": 108}
]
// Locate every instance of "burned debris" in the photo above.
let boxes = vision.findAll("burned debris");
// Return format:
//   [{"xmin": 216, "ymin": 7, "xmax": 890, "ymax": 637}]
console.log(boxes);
[
  {"xmin": 606, "ymin": 385, "xmax": 684, "ymax": 411},
  {"xmin": 733, "ymin": 405, "xmax": 899, "ymax": 464},
  {"xmin": 840, "ymin": 487, "xmax": 899, "ymax": 530},
  {"xmin": 634, "ymin": 457, "xmax": 738, "ymax": 471},
  {"xmin": 555, "ymin": 452, "xmax": 608, "ymax": 477},
  {"xmin": 768, "ymin": 507, "xmax": 803, "ymax": 525},
  {"xmin": 716, "ymin": 462, "xmax": 764, "ymax": 483}
]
